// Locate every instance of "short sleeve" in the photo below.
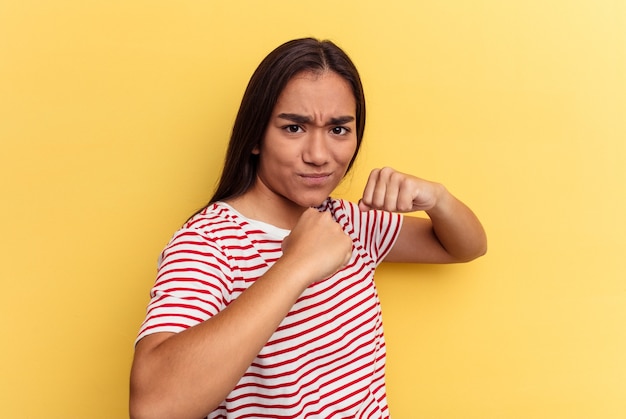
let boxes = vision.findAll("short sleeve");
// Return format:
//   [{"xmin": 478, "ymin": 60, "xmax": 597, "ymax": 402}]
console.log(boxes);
[{"xmin": 135, "ymin": 229, "xmax": 233, "ymax": 343}]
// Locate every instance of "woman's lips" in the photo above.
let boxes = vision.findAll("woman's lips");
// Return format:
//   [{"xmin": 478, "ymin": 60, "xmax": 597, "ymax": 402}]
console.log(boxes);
[{"xmin": 299, "ymin": 172, "xmax": 332, "ymax": 185}]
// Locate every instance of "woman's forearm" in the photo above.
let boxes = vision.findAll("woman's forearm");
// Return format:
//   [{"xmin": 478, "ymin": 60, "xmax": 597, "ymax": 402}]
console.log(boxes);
[{"xmin": 426, "ymin": 184, "xmax": 487, "ymax": 262}]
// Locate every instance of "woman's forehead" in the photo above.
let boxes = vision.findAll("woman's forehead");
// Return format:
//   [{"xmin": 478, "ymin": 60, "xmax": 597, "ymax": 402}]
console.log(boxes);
[{"xmin": 272, "ymin": 71, "xmax": 356, "ymax": 120}]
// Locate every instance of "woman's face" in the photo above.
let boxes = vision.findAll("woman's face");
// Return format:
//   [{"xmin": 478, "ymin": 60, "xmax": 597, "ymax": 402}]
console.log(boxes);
[{"xmin": 253, "ymin": 70, "xmax": 358, "ymax": 209}]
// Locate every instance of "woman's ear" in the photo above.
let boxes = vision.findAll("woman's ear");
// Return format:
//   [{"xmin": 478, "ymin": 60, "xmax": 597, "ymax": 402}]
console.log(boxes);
[{"xmin": 252, "ymin": 145, "xmax": 260, "ymax": 155}]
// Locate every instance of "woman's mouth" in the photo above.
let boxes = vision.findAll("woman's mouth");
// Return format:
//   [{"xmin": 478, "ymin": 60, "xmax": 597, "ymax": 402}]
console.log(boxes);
[{"xmin": 299, "ymin": 172, "xmax": 332, "ymax": 185}]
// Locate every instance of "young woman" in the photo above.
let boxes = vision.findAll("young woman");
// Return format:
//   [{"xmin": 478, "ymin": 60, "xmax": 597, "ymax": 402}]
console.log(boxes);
[{"xmin": 130, "ymin": 38, "xmax": 487, "ymax": 419}]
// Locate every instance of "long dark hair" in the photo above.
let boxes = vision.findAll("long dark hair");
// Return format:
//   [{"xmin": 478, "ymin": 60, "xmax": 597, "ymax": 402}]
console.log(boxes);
[{"xmin": 206, "ymin": 37, "xmax": 366, "ymax": 207}]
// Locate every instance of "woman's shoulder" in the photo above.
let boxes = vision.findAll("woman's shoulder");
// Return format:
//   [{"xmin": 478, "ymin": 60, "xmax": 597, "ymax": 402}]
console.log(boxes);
[
  {"xmin": 183, "ymin": 202, "xmax": 242, "ymax": 230},
  {"xmin": 163, "ymin": 203, "xmax": 249, "ymax": 248}
]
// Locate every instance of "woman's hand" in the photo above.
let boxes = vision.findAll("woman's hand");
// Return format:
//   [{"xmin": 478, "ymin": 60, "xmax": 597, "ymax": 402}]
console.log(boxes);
[
  {"xmin": 358, "ymin": 167, "xmax": 442, "ymax": 213},
  {"xmin": 281, "ymin": 208, "xmax": 353, "ymax": 283}
]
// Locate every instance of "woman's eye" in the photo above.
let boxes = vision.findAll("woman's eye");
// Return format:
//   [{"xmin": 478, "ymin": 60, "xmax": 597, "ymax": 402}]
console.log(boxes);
[
  {"xmin": 285, "ymin": 125, "xmax": 302, "ymax": 133},
  {"xmin": 331, "ymin": 126, "xmax": 349, "ymax": 135}
]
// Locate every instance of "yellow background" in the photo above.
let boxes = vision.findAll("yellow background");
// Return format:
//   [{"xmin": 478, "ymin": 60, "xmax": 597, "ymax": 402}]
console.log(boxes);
[{"xmin": 1, "ymin": 1, "xmax": 625, "ymax": 417}]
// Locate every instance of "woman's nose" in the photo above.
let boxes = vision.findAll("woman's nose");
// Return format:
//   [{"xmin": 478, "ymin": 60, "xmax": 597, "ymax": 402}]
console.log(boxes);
[{"xmin": 302, "ymin": 131, "xmax": 330, "ymax": 165}]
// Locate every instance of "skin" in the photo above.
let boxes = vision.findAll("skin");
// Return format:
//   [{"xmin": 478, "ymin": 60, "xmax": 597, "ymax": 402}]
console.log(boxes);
[{"xmin": 129, "ymin": 70, "xmax": 487, "ymax": 419}]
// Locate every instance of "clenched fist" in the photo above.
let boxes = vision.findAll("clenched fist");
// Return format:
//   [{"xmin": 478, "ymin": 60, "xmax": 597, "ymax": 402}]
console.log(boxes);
[
  {"xmin": 281, "ymin": 208, "xmax": 353, "ymax": 284},
  {"xmin": 358, "ymin": 167, "xmax": 443, "ymax": 213}
]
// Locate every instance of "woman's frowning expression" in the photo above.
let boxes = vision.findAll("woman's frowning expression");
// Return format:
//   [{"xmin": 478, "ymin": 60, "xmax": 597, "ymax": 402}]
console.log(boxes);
[{"xmin": 252, "ymin": 70, "xmax": 358, "ymax": 210}]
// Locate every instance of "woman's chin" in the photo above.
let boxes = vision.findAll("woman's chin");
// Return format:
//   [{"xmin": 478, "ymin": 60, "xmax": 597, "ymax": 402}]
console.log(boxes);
[{"xmin": 290, "ymin": 195, "xmax": 329, "ymax": 209}]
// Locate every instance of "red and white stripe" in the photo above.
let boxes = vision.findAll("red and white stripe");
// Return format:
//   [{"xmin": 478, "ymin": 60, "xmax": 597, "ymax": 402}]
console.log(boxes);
[{"xmin": 137, "ymin": 198, "xmax": 402, "ymax": 418}]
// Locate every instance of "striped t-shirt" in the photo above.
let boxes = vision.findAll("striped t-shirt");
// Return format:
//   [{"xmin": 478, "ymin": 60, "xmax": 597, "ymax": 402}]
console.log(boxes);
[{"xmin": 137, "ymin": 197, "xmax": 403, "ymax": 418}]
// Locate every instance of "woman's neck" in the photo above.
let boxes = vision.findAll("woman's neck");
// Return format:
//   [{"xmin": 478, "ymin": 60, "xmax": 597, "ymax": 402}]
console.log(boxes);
[{"xmin": 224, "ymin": 182, "xmax": 307, "ymax": 230}]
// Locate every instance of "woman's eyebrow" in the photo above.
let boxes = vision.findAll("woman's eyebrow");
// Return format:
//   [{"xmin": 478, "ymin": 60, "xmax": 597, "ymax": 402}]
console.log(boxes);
[
  {"xmin": 277, "ymin": 113, "xmax": 355, "ymax": 125},
  {"xmin": 328, "ymin": 116, "xmax": 355, "ymax": 125},
  {"xmin": 277, "ymin": 113, "xmax": 311, "ymax": 124}
]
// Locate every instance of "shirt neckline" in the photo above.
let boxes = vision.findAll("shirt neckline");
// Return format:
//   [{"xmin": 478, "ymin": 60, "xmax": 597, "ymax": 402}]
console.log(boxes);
[{"xmin": 217, "ymin": 201, "xmax": 291, "ymax": 240}]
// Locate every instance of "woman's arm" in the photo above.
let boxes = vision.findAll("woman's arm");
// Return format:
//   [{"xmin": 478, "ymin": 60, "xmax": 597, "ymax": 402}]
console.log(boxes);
[
  {"xmin": 130, "ymin": 209, "xmax": 352, "ymax": 419},
  {"xmin": 358, "ymin": 167, "xmax": 487, "ymax": 264}
]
